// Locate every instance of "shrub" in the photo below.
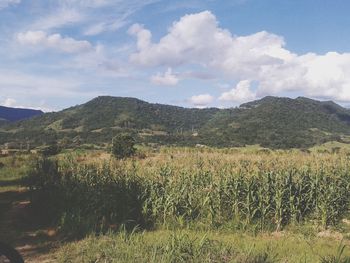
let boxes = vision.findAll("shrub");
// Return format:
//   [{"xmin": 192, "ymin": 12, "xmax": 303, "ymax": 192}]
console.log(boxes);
[
  {"xmin": 112, "ymin": 133, "xmax": 136, "ymax": 159},
  {"xmin": 41, "ymin": 142, "xmax": 60, "ymax": 156}
]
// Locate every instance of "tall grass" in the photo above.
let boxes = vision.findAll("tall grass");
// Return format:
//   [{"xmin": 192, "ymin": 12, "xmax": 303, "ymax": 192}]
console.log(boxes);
[
  {"xmin": 56, "ymin": 229, "xmax": 350, "ymax": 263},
  {"xmin": 28, "ymin": 149, "xmax": 350, "ymax": 235},
  {"xmin": 57, "ymin": 229, "xmax": 280, "ymax": 263}
]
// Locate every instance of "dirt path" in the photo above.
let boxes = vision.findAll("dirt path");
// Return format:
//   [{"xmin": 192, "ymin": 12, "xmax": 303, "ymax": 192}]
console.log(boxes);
[{"xmin": 0, "ymin": 181, "xmax": 58, "ymax": 262}]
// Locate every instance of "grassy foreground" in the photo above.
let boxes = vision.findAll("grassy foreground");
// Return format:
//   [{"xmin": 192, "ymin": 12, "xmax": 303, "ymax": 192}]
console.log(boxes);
[
  {"xmin": 0, "ymin": 154, "xmax": 32, "ymax": 191},
  {"xmin": 2, "ymin": 146, "xmax": 350, "ymax": 262},
  {"xmin": 57, "ymin": 229, "xmax": 350, "ymax": 263}
]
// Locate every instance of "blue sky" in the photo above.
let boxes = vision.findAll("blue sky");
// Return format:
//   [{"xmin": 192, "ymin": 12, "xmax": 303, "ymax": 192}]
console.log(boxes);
[{"xmin": 1, "ymin": 0, "xmax": 350, "ymax": 111}]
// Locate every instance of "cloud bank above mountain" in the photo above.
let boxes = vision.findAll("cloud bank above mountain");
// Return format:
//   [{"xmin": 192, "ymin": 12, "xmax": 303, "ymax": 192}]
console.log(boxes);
[
  {"xmin": 1, "ymin": 1, "xmax": 350, "ymax": 109},
  {"xmin": 129, "ymin": 11, "xmax": 350, "ymax": 104}
]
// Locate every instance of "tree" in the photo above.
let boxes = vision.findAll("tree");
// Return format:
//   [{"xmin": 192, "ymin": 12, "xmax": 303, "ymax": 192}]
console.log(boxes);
[
  {"xmin": 42, "ymin": 141, "xmax": 60, "ymax": 156},
  {"xmin": 112, "ymin": 133, "xmax": 136, "ymax": 159}
]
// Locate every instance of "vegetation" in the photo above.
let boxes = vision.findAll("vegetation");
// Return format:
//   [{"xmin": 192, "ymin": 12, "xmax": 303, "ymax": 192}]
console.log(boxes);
[
  {"xmin": 57, "ymin": 230, "xmax": 350, "ymax": 263},
  {"xmin": 28, "ymin": 148, "xmax": 350, "ymax": 234},
  {"xmin": 2, "ymin": 96, "xmax": 350, "ymax": 149},
  {"xmin": 0, "ymin": 154, "xmax": 33, "ymax": 191},
  {"xmin": 2, "ymin": 147, "xmax": 350, "ymax": 262},
  {"xmin": 41, "ymin": 141, "xmax": 61, "ymax": 156},
  {"xmin": 112, "ymin": 133, "xmax": 136, "ymax": 159}
]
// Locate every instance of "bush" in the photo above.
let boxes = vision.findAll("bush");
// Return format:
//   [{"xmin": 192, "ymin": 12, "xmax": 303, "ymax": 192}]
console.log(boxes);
[
  {"xmin": 41, "ymin": 142, "xmax": 60, "ymax": 156},
  {"xmin": 112, "ymin": 133, "xmax": 136, "ymax": 159}
]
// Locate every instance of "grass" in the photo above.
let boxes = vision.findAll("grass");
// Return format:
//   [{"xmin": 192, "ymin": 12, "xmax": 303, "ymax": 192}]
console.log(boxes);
[
  {"xmin": 56, "ymin": 229, "xmax": 350, "ymax": 263},
  {"xmin": 0, "ymin": 154, "xmax": 32, "ymax": 191},
  {"xmin": 309, "ymin": 141, "xmax": 350, "ymax": 154}
]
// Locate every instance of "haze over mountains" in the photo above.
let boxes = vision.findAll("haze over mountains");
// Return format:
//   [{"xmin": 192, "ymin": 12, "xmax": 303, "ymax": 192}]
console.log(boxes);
[
  {"xmin": 0, "ymin": 106, "xmax": 43, "ymax": 124},
  {"xmin": 1, "ymin": 96, "xmax": 350, "ymax": 149}
]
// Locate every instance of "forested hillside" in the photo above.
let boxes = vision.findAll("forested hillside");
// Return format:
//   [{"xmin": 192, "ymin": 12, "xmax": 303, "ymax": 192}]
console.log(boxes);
[{"xmin": 1, "ymin": 96, "xmax": 350, "ymax": 149}]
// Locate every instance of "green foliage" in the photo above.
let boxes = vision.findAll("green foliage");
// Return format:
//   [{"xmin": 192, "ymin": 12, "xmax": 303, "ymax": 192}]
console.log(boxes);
[
  {"xmin": 56, "ymin": 229, "xmax": 350, "ymax": 263},
  {"xmin": 28, "ymin": 150, "xmax": 350, "ymax": 237},
  {"xmin": 3, "ymin": 96, "xmax": 350, "ymax": 149},
  {"xmin": 57, "ymin": 230, "xmax": 280, "ymax": 263},
  {"xmin": 41, "ymin": 142, "xmax": 60, "ymax": 156},
  {"xmin": 320, "ymin": 242, "xmax": 350, "ymax": 263},
  {"xmin": 112, "ymin": 133, "xmax": 136, "ymax": 159},
  {"xmin": 0, "ymin": 154, "xmax": 34, "ymax": 192},
  {"xmin": 28, "ymin": 157, "xmax": 146, "ymax": 236}
]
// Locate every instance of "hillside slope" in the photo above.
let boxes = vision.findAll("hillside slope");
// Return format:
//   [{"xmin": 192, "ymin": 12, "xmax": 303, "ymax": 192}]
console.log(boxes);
[
  {"xmin": 0, "ymin": 106, "xmax": 43, "ymax": 123},
  {"xmin": 0, "ymin": 96, "xmax": 219, "ymax": 147},
  {"xmin": 1, "ymin": 96, "xmax": 350, "ymax": 149}
]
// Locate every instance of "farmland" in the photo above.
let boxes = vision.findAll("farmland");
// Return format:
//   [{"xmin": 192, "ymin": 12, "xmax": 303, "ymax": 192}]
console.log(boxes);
[{"xmin": 1, "ymin": 146, "xmax": 346, "ymax": 262}]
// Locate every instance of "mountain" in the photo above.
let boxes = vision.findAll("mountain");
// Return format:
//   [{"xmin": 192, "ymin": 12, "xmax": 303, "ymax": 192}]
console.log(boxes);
[
  {"xmin": 1, "ymin": 96, "xmax": 350, "ymax": 149},
  {"xmin": 0, "ymin": 96, "xmax": 219, "ymax": 147},
  {"xmin": 0, "ymin": 106, "xmax": 43, "ymax": 123},
  {"xmin": 201, "ymin": 96, "xmax": 350, "ymax": 148}
]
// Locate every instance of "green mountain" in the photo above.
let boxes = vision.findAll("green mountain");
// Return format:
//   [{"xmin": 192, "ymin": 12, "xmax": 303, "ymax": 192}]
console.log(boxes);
[
  {"xmin": 201, "ymin": 96, "xmax": 350, "ymax": 148},
  {"xmin": 1, "ymin": 96, "xmax": 350, "ymax": 149}
]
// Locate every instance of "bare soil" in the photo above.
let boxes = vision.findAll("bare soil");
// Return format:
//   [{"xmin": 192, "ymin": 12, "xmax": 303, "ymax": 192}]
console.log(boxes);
[{"xmin": 0, "ymin": 182, "xmax": 58, "ymax": 262}]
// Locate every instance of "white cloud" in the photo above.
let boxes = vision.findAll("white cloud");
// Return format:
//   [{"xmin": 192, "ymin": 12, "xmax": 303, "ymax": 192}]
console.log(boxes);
[
  {"xmin": 2, "ymin": 98, "xmax": 16, "ymax": 107},
  {"xmin": 31, "ymin": 9, "xmax": 84, "ymax": 31},
  {"xmin": 67, "ymin": 44, "xmax": 130, "ymax": 77},
  {"xmin": 129, "ymin": 11, "xmax": 292, "ymax": 70},
  {"xmin": 62, "ymin": 0, "xmax": 113, "ymax": 8},
  {"xmin": 84, "ymin": 19, "xmax": 128, "ymax": 36},
  {"xmin": 189, "ymin": 94, "xmax": 214, "ymax": 107},
  {"xmin": 151, "ymin": 68, "xmax": 179, "ymax": 86},
  {"xmin": 17, "ymin": 31, "xmax": 93, "ymax": 53},
  {"xmin": 0, "ymin": 0, "xmax": 20, "ymax": 10},
  {"xmin": 128, "ymin": 24, "xmax": 152, "ymax": 51},
  {"xmin": 61, "ymin": 0, "xmax": 160, "ymax": 35},
  {"xmin": 0, "ymin": 70, "xmax": 84, "ymax": 97},
  {"xmin": 0, "ymin": 97, "xmax": 54, "ymax": 112},
  {"xmin": 129, "ymin": 10, "xmax": 350, "ymax": 103},
  {"xmin": 219, "ymin": 80, "xmax": 256, "ymax": 103},
  {"xmin": 26, "ymin": 0, "xmax": 157, "ymax": 34}
]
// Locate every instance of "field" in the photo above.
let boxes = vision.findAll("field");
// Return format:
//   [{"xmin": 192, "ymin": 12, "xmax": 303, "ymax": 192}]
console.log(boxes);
[{"xmin": 1, "ymin": 146, "xmax": 350, "ymax": 262}]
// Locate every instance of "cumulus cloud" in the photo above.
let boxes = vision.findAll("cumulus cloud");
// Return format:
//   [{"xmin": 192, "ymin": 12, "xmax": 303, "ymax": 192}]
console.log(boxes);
[
  {"xmin": 17, "ymin": 31, "xmax": 93, "ymax": 53},
  {"xmin": 189, "ymin": 94, "xmax": 214, "ymax": 107},
  {"xmin": 129, "ymin": 10, "xmax": 350, "ymax": 103},
  {"xmin": 219, "ymin": 80, "xmax": 256, "ymax": 103},
  {"xmin": 151, "ymin": 68, "xmax": 179, "ymax": 86},
  {"xmin": 129, "ymin": 11, "xmax": 292, "ymax": 70},
  {"xmin": 0, "ymin": 0, "xmax": 20, "ymax": 10}
]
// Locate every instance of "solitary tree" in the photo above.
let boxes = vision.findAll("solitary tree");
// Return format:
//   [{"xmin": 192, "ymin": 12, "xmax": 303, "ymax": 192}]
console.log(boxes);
[
  {"xmin": 112, "ymin": 133, "xmax": 136, "ymax": 159},
  {"xmin": 42, "ymin": 140, "xmax": 60, "ymax": 156}
]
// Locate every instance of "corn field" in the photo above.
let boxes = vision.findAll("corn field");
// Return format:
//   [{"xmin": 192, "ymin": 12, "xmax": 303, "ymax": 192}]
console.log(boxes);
[{"xmin": 28, "ymin": 148, "xmax": 350, "ymax": 235}]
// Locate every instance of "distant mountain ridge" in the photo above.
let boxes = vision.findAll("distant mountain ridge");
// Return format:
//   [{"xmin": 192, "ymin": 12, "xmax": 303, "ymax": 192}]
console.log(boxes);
[
  {"xmin": 0, "ymin": 105, "xmax": 43, "ymax": 123},
  {"xmin": 1, "ymin": 96, "xmax": 350, "ymax": 149}
]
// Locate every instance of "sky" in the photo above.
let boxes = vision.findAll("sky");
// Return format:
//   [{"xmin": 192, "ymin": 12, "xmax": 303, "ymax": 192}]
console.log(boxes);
[{"xmin": 1, "ymin": 0, "xmax": 350, "ymax": 111}]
